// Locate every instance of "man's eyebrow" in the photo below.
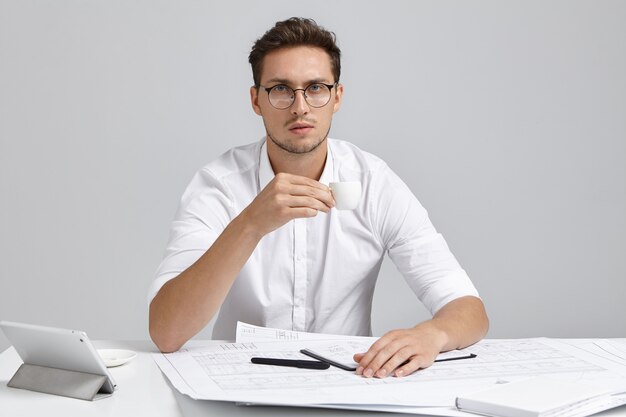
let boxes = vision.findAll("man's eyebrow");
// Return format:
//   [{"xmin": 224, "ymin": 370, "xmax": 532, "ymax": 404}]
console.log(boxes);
[{"xmin": 264, "ymin": 78, "xmax": 333, "ymax": 86}]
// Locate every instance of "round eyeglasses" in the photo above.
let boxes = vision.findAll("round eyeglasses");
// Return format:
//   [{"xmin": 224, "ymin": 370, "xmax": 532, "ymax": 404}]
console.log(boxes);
[{"xmin": 260, "ymin": 83, "xmax": 337, "ymax": 109}]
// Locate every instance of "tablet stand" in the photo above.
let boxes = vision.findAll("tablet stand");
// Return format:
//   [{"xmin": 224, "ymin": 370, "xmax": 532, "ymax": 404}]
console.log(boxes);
[{"xmin": 8, "ymin": 363, "xmax": 111, "ymax": 401}]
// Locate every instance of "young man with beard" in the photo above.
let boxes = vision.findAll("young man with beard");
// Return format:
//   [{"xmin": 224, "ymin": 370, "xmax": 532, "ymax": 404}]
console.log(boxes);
[{"xmin": 149, "ymin": 17, "xmax": 489, "ymax": 379}]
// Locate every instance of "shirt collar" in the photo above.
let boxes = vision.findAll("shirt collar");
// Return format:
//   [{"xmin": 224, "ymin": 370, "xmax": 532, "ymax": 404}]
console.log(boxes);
[{"xmin": 258, "ymin": 137, "xmax": 335, "ymax": 191}]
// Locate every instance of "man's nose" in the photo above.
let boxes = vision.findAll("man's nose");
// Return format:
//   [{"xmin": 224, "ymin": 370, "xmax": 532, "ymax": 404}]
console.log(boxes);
[{"xmin": 291, "ymin": 90, "xmax": 310, "ymax": 115}]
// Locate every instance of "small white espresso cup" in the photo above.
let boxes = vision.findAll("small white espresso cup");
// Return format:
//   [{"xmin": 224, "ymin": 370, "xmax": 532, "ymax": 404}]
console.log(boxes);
[{"xmin": 329, "ymin": 181, "xmax": 362, "ymax": 210}]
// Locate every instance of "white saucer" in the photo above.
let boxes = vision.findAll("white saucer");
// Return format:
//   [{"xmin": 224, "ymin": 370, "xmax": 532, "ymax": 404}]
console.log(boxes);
[{"xmin": 98, "ymin": 349, "xmax": 137, "ymax": 367}]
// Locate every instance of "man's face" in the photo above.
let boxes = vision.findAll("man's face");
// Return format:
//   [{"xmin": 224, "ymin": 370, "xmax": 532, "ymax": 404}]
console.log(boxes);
[{"xmin": 250, "ymin": 46, "xmax": 343, "ymax": 155}]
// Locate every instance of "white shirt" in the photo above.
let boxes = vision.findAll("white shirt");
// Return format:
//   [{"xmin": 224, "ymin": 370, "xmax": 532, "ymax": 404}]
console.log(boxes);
[{"xmin": 149, "ymin": 138, "xmax": 479, "ymax": 340}]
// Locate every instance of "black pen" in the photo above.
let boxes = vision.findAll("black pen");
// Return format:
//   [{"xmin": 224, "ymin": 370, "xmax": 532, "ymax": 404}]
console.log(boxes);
[
  {"xmin": 250, "ymin": 357, "xmax": 330, "ymax": 370},
  {"xmin": 435, "ymin": 353, "xmax": 477, "ymax": 362}
]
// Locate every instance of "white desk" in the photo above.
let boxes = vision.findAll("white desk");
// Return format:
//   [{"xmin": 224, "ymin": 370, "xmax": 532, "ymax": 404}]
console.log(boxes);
[
  {"xmin": 2, "ymin": 340, "xmax": 626, "ymax": 417},
  {"xmin": 0, "ymin": 340, "xmax": 181, "ymax": 417}
]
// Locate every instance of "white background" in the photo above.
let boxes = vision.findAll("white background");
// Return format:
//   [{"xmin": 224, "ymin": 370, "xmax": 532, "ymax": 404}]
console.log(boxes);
[{"xmin": 1, "ymin": 0, "xmax": 625, "ymax": 351}]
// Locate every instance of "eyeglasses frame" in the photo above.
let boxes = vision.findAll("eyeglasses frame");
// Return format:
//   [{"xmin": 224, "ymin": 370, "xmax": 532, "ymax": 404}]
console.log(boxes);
[{"xmin": 258, "ymin": 82, "xmax": 338, "ymax": 109}]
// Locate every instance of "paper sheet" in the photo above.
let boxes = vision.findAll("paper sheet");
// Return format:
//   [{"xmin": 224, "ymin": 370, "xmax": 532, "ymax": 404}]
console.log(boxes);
[{"xmin": 153, "ymin": 324, "xmax": 626, "ymax": 414}]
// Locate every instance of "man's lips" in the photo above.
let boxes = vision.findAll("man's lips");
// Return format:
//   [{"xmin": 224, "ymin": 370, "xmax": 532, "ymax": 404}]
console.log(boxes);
[
  {"xmin": 289, "ymin": 122, "xmax": 313, "ymax": 129},
  {"xmin": 288, "ymin": 123, "xmax": 314, "ymax": 135}
]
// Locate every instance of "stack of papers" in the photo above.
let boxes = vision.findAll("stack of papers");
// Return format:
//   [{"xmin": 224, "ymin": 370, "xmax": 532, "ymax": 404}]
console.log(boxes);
[{"xmin": 153, "ymin": 323, "xmax": 626, "ymax": 415}]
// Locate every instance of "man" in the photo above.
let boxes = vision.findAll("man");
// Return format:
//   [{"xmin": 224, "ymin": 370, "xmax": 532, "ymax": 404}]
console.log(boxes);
[{"xmin": 149, "ymin": 17, "xmax": 488, "ymax": 379}]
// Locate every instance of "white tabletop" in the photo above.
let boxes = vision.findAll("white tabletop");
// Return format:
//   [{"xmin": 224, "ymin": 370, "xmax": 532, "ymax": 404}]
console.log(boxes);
[
  {"xmin": 0, "ymin": 340, "xmax": 181, "ymax": 417},
  {"xmin": 1, "ymin": 340, "xmax": 626, "ymax": 417}
]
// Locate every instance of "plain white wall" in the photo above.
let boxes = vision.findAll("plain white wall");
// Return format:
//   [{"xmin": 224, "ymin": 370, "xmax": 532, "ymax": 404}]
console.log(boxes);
[{"xmin": 1, "ymin": 0, "xmax": 625, "ymax": 352}]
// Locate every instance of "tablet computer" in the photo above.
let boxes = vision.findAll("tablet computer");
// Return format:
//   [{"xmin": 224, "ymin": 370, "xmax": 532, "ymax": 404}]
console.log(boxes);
[{"xmin": 0, "ymin": 321, "xmax": 116, "ymax": 397}]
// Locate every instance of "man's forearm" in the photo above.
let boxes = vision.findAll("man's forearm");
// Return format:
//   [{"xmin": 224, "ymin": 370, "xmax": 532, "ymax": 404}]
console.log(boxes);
[
  {"xmin": 430, "ymin": 295, "xmax": 489, "ymax": 352},
  {"xmin": 149, "ymin": 212, "xmax": 262, "ymax": 353}
]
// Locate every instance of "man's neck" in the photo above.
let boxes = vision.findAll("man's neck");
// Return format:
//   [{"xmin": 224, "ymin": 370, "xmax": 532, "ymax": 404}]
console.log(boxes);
[{"xmin": 266, "ymin": 139, "xmax": 328, "ymax": 180}]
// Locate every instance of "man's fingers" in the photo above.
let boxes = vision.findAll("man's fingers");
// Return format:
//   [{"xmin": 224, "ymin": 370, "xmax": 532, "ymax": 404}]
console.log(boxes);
[
  {"xmin": 288, "ymin": 207, "xmax": 320, "ymax": 218},
  {"xmin": 288, "ymin": 184, "xmax": 334, "ymax": 208},
  {"xmin": 359, "ymin": 347, "xmax": 433, "ymax": 378},
  {"xmin": 277, "ymin": 172, "xmax": 330, "ymax": 191},
  {"xmin": 271, "ymin": 173, "xmax": 335, "ymax": 208},
  {"xmin": 394, "ymin": 355, "xmax": 433, "ymax": 377},
  {"xmin": 356, "ymin": 337, "xmax": 405, "ymax": 378},
  {"xmin": 373, "ymin": 346, "xmax": 415, "ymax": 378},
  {"xmin": 286, "ymin": 196, "xmax": 331, "ymax": 213}
]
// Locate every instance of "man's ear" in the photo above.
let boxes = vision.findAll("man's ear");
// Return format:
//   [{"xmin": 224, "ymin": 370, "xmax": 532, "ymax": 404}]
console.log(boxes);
[
  {"xmin": 332, "ymin": 83, "xmax": 344, "ymax": 113},
  {"xmin": 250, "ymin": 86, "xmax": 262, "ymax": 116}
]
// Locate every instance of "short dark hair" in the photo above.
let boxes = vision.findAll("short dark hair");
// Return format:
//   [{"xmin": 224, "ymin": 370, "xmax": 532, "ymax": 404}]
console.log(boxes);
[{"xmin": 248, "ymin": 17, "xmax": 341, "ymax": 87}]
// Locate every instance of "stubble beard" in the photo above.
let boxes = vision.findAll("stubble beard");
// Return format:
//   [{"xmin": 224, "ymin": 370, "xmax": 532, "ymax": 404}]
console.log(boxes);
[{"xmin": 265, "ymin": 123, "xmax": 332, "ymax": 155}]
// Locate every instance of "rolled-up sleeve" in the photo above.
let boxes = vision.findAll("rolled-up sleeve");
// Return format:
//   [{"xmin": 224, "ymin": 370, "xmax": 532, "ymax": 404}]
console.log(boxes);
[
  {"xmin": 147, "ymin": 168, "xmax": 233, "ymax": 305},
  {"xmin": 371, "ymin": 164, "xmax": 479, "ymax": 315}
]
